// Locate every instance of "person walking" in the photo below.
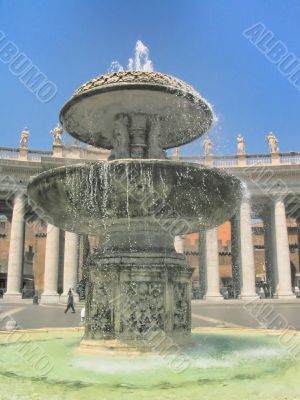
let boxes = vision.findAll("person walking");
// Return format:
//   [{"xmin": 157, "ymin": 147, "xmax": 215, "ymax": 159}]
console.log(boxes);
[{"xmin": 64, "ymin": 289, "xmax": 76, "ymax": 314}]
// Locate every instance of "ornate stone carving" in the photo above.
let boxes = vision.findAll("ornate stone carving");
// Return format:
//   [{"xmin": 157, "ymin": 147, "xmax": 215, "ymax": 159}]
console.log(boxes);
[
  {"xmin": 147, "ymin": 115, "xmax": 165, "ymax": 159},
  {"xmin": 129, "ymin": 113, "xmax": 147, "ymax": 159},
  {"xmin": 51, "ymin": 123, "xmax": 63, "ymax": 146},
  {"xmin": 120, "ymin": 281, "xmax": 164, "ymax": 336},
  {"xmin": 266, "ymin": 132, "xmax": 279, "ymax": 153},
  {"xmin": 173, "ymin": 283, "xmax": 189, "ymax": 330},
  {"xmin": 60, "ymin": 71, "xmax": 214, "ymax": 151},
  {"xmin": 87, "ymin": 277, "xmax": 113, "ymax": 338},
  {"xmin": 109, "ymin": 113, "xmax": 130, "ymax": 160},
  {"xmin": 237, "ymin": 134, "xmax": 245, "ymax": 155},
  {"xmin": 20, "ymin": 128, "xmax": 29, "ymax": 149},
  {"xmin": 74, "ymin": 71, "xmax": 200, "ymax": 99}
]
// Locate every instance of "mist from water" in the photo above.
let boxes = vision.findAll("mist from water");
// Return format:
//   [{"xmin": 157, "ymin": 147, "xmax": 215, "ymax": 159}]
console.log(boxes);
[{"xmin": 108, "ymin": 40, "xmax": 154, "ymax": 73}]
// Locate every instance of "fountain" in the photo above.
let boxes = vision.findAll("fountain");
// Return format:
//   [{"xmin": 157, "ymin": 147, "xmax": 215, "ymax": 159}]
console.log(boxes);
[
  {"xmin": 1, "ymin": 69, "xmax": 300, "ymax": 400},
  {"xmin": 28, "ymin": 70, "xmax": 242, "ymax": 352}
]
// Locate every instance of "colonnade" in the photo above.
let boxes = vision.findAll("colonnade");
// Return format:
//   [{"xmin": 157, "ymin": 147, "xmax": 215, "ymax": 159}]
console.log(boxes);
[
  {"xmin": 4, "ymin": 194, "xmax": 80, "ymax": 303},
  {"xmin": 3, "ymin": 192, "xmax": 297, "ymax": 302},
  {"xmin": 194, "ymin": 197, "xmax": 296, "ymax": 300}
]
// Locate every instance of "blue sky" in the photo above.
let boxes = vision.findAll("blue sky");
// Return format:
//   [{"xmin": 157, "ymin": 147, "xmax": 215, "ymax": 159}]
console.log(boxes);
[{"xmin": 0, "ymin": 0, "xmax": 299, "ymax": 156}]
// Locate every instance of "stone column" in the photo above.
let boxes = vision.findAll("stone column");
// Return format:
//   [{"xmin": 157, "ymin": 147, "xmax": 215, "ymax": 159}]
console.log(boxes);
[
  {"xmin": 61, "ymin": 231, "xmax": 79, "ymax": 303},
  {"xmin": 262, "ymin": 209, "xmax": 277, "ymax": 297},
  {"xmin": 202, "ymin": 227, "xmax": 223, "ymax": 301},
  {"xmin": 297, "ymin": 219, "xmax": 300, "ymax": 286},
  {"xmin": 230, "ymin": 215, "xmax": 241, "ymax": 298},
  {"xmin": 4, "ymin": 194, "xmax": 26, "ymax": 300},
  {"xmin": 239, "ymin": 199, "xmax": 258, "ymax": 300},
  {"xmin": 272, "ymin": 200, "xmax": 295, "ymax": 298},
  {"xmin": 40, "ymin": 224, "xmax": 60, "ymax": 303},
  {"xmin": 174, "ymin": 235, "xmax": 184, "ymax": 253},
  {"xmin": 198, "ymin": 231, "xmax": 206, "ymax": 299}
]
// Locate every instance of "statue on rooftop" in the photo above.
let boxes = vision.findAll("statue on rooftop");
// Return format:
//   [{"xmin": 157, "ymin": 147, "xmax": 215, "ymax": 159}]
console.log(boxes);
[
  {"xmin": 237, "ymin": 134, "xmax": 245, "ymax": 155},
  {"xmin": 203, "ymin": 137, "xmax": 212, "ymax": 157},
  {"xmin": 51, "ymin": 123, "xmax": 63, "ymax": 146},
  {"xmin": 266, "ymin": 132, "xmax": 279, "ymax": 153},
  {"xmin": 20, "ymin": 128, "xmax": 29, "ymax": 149}
]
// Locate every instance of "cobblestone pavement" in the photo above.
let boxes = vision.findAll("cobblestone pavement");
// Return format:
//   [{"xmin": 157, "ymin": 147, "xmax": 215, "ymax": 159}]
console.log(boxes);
[{"xmin": 0, "ymin": 300, "xmax": 300, "ymax": 331}]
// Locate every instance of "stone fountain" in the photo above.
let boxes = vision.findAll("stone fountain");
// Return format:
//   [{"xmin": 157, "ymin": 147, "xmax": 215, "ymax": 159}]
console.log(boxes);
[{"xmin": 28, "ymin": 71, "xmax": 242, "ymax": 352}]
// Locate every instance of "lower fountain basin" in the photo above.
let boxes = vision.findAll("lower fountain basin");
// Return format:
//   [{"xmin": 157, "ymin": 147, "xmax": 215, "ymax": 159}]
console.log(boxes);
[
  {"xmin": 1, "ymin": 327, "xmax": 299, "ymax": 400},
  {"xmin": 28, "ymin": 159, "xmax": 243, "ymax": 236}
]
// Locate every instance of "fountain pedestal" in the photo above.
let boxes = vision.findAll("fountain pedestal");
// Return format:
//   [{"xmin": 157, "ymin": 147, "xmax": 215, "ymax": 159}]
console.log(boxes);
[
  {"xmin": 82, "ymin": 250, "xmax": 192, "ymax": 351},
  {"xmin": 82, "ymin": 225, "xmax": 193, "ymax": 351}
]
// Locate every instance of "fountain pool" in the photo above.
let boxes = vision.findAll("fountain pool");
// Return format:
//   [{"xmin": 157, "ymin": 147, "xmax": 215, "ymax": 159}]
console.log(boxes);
[{"xmin": 0, "ymin": 328, "xmax": 299, "ymax": 400}]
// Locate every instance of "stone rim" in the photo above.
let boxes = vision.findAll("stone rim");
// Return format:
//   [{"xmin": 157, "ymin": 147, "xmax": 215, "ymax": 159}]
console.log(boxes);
[
  {"xmin": 73, "ymin": 71, "xmax": 201, "ymax": 97},
  {"xmin": 59, "ymin": 71, "xmax": 214, "ymax": 150},
  {"xmin": 27, "ymin": 159, "xmax": 243, "ymax": 236}
]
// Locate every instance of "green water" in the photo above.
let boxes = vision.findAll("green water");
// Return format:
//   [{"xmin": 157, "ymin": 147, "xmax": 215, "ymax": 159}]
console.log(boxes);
[{"xmin": 0, "ymin": 329, "xmax": 299, "ymax": 400}]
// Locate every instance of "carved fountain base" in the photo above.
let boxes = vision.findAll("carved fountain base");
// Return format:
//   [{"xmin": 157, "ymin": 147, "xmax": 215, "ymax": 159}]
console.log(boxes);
[{"xmin": 81, "ymin": 247, "xmax": 193, "ymax": 353}]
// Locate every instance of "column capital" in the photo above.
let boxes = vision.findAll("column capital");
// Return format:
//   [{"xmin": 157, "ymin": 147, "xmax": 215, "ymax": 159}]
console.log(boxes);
[{"xmin": 240, "ymin": 195, "xmax": 252, "ymax": 205}]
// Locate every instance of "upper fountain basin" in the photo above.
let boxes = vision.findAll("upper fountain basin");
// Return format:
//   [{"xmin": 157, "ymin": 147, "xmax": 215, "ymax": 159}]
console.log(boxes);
[
  {"xmin": 59, "ymin": 71, "xmax": 214, "ymax": 149},
  {"xmin": 27, "ymin": 159, "xmax": 243, "ymax": 236}
]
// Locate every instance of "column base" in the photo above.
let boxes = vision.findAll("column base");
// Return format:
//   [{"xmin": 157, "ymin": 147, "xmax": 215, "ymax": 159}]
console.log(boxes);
[
  {"xmin": 203, "ymin": 294, "xmax": 224, "ymax": 301},
  {"xmin": 273, "ymin": 292, "xmax": 296, "ymax": 300},
  {"xmin": 240, "ymin": 293, "xmax": 260, "ymax": 301},
  {"xmin": 40, "ymin": 292, "xmax": 60, "ymax": 304},
  {"xmin": 3, "ymin": 292, "xmax": 22, "ymax": 301},
  {"xmin": 60, "ymin": 293, "xmax": 79, "ymax": 304}
]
